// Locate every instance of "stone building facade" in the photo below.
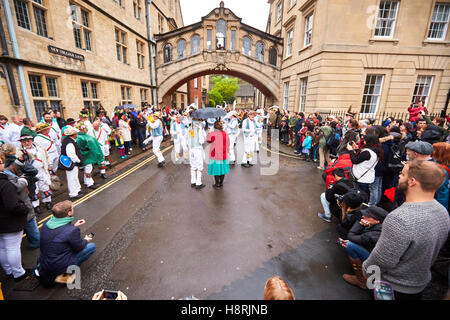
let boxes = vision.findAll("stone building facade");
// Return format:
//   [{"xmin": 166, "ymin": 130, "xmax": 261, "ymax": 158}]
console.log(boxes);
[
  {"xmin": 266, "ymin": 0, "xmax": 450, "ymax": 115},
  {"xmin": 0, "ymin": 0, "xmax": 186, "ymax": 121}
]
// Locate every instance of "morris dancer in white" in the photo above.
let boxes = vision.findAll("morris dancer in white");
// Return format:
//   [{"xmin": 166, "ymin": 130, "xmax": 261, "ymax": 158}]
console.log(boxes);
[
  {"xmin": 241, "ymin": 111, "xmax": 257, "ymax": 168},
  {"xmin": 42, "ymin": 111, "xmax": 62, "ymax": 153},
  {"xmin": 170, "ymin": 114, "xmax": 189, "ymax": 163},
  {"xmin": 226, "ymin": 111, "xmax": 240, "ymax": 164},
  {"xmin": 149, "ymin": 112, "xmax": 165, "ymax": 168},
  {"xmin": 255, "ymin": 110, "xmax": 265, "ymax": 153},
  {"xmin": 61, "ymin": 127, "xmax": 83, "ymax": 199},
  {"xmin": 93, "ymin": 119, "xmax": 111, "ymax": 179},
  {"xmin": 4, "ymin": 115, "xmax": 23, "ymax": 148},
  {"xmin": 34, "ymin": 123, "xmax": 59, "ymax": 174},
  {"xmin": 78, "ymin": 111, "xmax": 94, "ymax": 137},
  {"xmin": 19, "ymin": 134, "xmax": 53, "ymax": 212},
  {"xmin": 0, "ymin": 115, "xmax": 9, "ymax": 147},
  {"xmin": 188, "ymin": 118, "xmax": 206, "ymax": 190}
]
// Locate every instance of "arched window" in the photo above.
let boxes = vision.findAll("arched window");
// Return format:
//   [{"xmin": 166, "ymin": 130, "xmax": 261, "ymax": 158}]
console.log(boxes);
[
  {"xmin": 216, "ymin": 19, "xmax": 227, "ymax": 50},
  {"xmin": 269, "ymin": 47, "xmax": 277, "ymax": 66},
  {"xmin": 242, "ymin": 36, "xmax": 251, "ymax": 56},
  {"xmin": 256, "ymin": 42, "xmax": 264, "ymax": 62},
  {"xmin": 177, "ymin": 39, "xmax": 186, "ymax": 59},
  {"xmin": 191, "ymin": 35, "xmax": 200, "ymax": 55},
  {"xmin": 164, "ymin": 44, "xmax": 172, "ymax": 63}
]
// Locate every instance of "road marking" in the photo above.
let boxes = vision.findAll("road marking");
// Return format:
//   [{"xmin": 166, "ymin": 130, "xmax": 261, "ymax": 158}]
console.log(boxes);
[
  {"xmin": 261, "ymin": 144, "xmax": 302, "ymax": 160},
  {"xmin": 32, "ymin": 145, "xmax": 173, "ymax": 231}
]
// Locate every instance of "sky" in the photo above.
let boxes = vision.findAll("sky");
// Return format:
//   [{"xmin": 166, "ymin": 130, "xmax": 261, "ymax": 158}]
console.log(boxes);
[{"xmin": 179, "ymin": 0, "xmax": 271, "ymax": 31}]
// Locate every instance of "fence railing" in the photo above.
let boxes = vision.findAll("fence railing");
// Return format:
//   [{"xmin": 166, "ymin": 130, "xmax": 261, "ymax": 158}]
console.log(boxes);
[{"xmin": 321, "ymin": 109, "xmax": 443, "ymax": 126}]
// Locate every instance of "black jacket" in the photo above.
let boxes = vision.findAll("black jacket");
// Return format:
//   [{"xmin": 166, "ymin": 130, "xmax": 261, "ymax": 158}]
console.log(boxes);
[
  {"xmin": 347, "ymin": 206, "xmax": 388, "ymax": 251},
  {"xmin": 326, "ymin": 178, "xmax": 356, "ymax": 219},
  {"xmin": 0, "ymin": 173, "xmax": 29, "ymax": 234},
  {"xmin": 337, "ymin": 209, "xmax": 363, "ymax": 239}
]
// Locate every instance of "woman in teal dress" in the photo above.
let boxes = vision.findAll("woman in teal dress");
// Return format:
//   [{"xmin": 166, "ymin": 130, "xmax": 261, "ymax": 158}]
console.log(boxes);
[{"xmin": 206, "ymin": 120, "xmax": 230, "ymax": 189}]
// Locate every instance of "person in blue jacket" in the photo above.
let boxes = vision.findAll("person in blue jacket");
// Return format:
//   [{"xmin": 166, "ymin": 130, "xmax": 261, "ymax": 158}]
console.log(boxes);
[{"xmin": 38, "ymin": 200, "xmax": 96, "ymax": 286}]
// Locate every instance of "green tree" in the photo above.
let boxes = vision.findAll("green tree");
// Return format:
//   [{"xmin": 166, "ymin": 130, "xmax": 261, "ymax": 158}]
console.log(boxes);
[
  {"xmin": 208, "ymin": 89, "xmax": 223, "ymax": 107},
  {"xmin": 208, "ymin": 76, "xmax": 240, "ymax": 106}
]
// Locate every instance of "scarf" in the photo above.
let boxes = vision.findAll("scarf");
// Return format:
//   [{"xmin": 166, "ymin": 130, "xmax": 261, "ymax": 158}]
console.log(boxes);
[{"xmin": 46, "ymin": 216, "xmax": 74, "ymax": 230}]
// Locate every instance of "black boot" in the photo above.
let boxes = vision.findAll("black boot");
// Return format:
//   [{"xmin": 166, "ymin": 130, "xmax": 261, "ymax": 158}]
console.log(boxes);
[
  {"xmin": 34, "ymin": 206, "xmax": 42, "ymax": 215},
  {"xmin": 218, "ymin": 175, "xmax": 224, "ymax": 187},
  {"xmin": 213, "ymin": 176, "xmax": 220, "ymax": 189}
]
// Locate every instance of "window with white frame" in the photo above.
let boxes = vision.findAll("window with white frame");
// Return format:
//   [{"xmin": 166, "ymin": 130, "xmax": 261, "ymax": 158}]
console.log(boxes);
[
  {"xmin": 298, "ymin": 77, "xmax": 307, "ymax": 112},
  {"xmin": 242, "ymin": 36, "xmax": 252, "ymax": 56},
  {"xmin": 360, "ymin": 75, "xmax": 384, "ymax": 114},
  {"xmin": 14, "ymin": 0, "xmax": 49, "ymax": 38},
  {"xmin": 374, "ymin": 1, "xmax": 399, "ymax": 38},
  {"xmin": 277, "ymin": 2, "xmax": 282, "ymax": 22},
  {"xmin": 71, "ymin": 5, "xmax": 92, "ymax": 51},
  {"xmin": 428, "ymin": 3, "xmax": 450, "ymax": 40},
  {"xmin": 304, "ymin": 13, "xmax": 314, "ymax": 46},
  {"xmin": 255, "ymin": 42, "xmax": 264, "ymax": 62},
  {"xmin": 412, "ymin": 76, "xmax": 433, "ymax": 106},
  {"xmin": 286, "ymin": 30, "xmax": 293, "ymax": 57},
  {"xmin": 283, "ymin": 82, "xmax": 290, "ymax": 110}
]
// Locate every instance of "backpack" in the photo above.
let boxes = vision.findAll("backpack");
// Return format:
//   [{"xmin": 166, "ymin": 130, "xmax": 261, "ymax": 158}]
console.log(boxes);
[
  {"xmin": 385, "ymin": 142, "xmax": 404, "ymax": 173},
  {"xmin": 326, "ymin": 129, "xmax": 341, "ymax": 148}
]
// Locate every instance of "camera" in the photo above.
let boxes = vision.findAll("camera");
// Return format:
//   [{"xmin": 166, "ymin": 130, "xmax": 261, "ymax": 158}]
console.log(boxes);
[
  {"xmin": 334, "ymin": 194, "xmax": 344, "ymax": 201},
  {"xmin": 103, "ymin": 290, "xmax": 118, "ymax": 300}
]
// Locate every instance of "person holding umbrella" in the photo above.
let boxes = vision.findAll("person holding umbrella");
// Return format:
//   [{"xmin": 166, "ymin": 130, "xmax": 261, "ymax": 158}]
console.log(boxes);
[{"xmin": 206, "ymin": 120, "xmax": 230, "ymax": 189}]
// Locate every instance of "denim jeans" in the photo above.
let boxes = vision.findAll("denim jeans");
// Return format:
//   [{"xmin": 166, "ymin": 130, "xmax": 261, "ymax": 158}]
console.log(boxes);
[
  {"xmin": 320, "ymin": 192, "xmax": 331, "ymax": 218},
  {"xmin": 369, "ymin": 176, "xmax": 383, "ymax": 206},
  {"xmin": 345, "ymin": 241, "xmax": 370, "ymax": 261},
  {"xmin": 75, "ymin": 243, "xmax": 96, "ymax": 266},
  {"xmin": 24, "ymin": 217, "xmax": 40, "ymax": 249},
  {"xmin": 295, "ymin": 134, "xmax": 301, "ymax": 153}
]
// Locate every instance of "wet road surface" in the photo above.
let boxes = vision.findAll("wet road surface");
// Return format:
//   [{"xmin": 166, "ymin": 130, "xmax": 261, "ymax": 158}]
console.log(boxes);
[{"xmin": 2, "ymin": 138, "xmax": 370, "ymax": 300}]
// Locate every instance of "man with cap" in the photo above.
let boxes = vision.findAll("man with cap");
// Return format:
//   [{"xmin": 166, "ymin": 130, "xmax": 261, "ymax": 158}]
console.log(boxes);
[
  {"xmin": 76, "ymin": 122, "xmax": 104, "ymax": 189},
  {"xmin": 61, "ymin": 126, "xmax": 83, "ymax": 199},
  {"xmin": 170, "ymin": 114, "xmax": 189, "ymax": 163},
  {"xmin": 405, "ymin": 140, "xmax": 449, "ymax": 210},
  {"xmin": 34, "ymin": 122, "xmax": 60, "ymax": 174},
  {"xmin": 42, "ymin": 111, "xmax": 62, "ymax": 153},
  {"xmin": 148, "ymin": 112, "xmax": 165, "ymax": 167},
  {"xmin": 188, "ymin": 118, "xmax": 206, "ymax": 189},
  {"xmin": 19, "ymin": 133, "xmax": 53, "ymax": 212},
  {"xmin": 241, "ymin": 111, "xmax": 258, "ymax": 168},
  {"xmin": 61, "ymin": 118, "xmax": 76, "ymax": 139}
]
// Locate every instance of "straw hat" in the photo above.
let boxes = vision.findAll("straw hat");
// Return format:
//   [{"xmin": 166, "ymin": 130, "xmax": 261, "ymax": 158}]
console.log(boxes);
[{"xmin": 35, "ymin": 122, "xmax": 51, "ymax": 133}]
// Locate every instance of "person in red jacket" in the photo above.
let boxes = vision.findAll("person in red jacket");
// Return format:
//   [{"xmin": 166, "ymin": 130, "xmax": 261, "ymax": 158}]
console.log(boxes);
[
  {"xmin": 408, "ymin": 100, "xmax": 428, "ymax": 125},
  {"xmin": 206, "ymin": 120, "xmax": 230, "ymax": 189},
  {"xmin": 324, "ymin": 153, "xmax": 353, "ymax": 189}
]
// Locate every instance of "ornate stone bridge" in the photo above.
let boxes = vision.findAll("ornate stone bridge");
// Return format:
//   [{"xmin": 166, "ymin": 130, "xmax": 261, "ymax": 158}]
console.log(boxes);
[{"xmin": 155, "ymin": 1, "xmax": 283, "ymax": 106}]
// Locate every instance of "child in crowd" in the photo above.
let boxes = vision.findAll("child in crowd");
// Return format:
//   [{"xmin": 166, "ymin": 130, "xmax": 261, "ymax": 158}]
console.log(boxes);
[
  {"xmin": 114, "ymin": 128, "xmax": 126, "ymax": 159},
  {"xmin": 302, "ymin": 131, "xmax": 312, "ymax": 161}
]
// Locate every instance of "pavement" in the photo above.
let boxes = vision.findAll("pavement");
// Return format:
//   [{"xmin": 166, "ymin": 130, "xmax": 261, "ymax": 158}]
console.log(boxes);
[{"xmin": 1, "ymin": 132, "xmax": 448, "ymax": 300}]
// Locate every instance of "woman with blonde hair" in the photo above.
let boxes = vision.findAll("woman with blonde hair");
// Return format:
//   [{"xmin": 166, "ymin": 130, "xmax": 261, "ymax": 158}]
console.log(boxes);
[{"xmin": 263, "ymin": 276, "xmax": 295, "ymax": 300}]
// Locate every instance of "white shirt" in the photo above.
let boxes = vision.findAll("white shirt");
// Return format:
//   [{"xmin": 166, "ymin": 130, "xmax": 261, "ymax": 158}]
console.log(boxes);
[
  {"xmin": 66, "ymin": 138, "xmax": 81, "ymax": 163},
  {"xmin": 5, "ymin": 122, "xmax": 23, "ymax": 147}
]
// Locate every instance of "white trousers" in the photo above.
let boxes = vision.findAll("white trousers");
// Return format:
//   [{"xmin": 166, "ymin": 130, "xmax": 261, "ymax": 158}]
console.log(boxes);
[
  {"xmin": 174, "ymin": 137, "xmax": 188, "ymax": 159},
  {"xmin": 153, "ymin": 135, "xmax": 165, "ymax": 163},
  {"xmin": 49, "ymin": 152, "xmax": 59, "ymax": 174},
  {"xmin": 242, "ymin": 136, "xmax": 257, "ymax": 163},
  {"xmin": 0, "ymin": 231, "xmax": 25, "ymax": 278},
  {"xmin": 83, "ymin": 164, "xmax": 94, "ymax": 187},
  {"xmin": 31, "ymin": 168, "xmax": 52, "ymax": 207},
  {"xmin": 228, "ymin": 134, "xmax": 238, "ymax": 162},
  {"xmin": 66, "ymin": 166, "xmax": 81, "ymax": 197}
]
